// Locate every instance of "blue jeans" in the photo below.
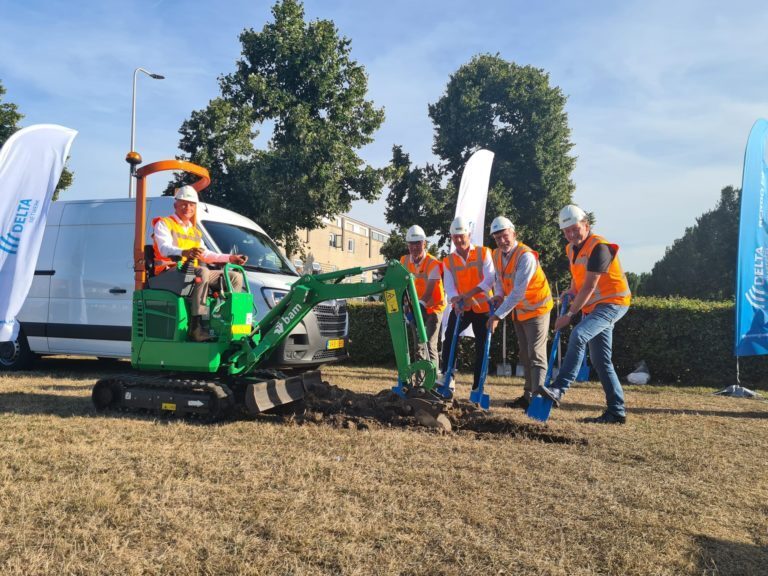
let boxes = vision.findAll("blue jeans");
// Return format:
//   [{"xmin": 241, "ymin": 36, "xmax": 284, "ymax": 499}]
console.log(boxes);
[{"xmin": 553, "ymin": 304, "xmax": 629, "ymax": 416}]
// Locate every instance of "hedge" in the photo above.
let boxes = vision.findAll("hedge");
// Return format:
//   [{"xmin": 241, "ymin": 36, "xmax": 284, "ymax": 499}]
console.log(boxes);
[{"xmin": 347, "ymin": 298, "xmax": 768, "ymax": 389}]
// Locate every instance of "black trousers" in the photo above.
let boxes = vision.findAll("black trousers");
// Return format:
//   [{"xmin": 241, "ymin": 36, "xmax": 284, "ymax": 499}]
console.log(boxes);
[{"xmin": 441, "ymin": 309, "xmax": 490, "ymax": 390}]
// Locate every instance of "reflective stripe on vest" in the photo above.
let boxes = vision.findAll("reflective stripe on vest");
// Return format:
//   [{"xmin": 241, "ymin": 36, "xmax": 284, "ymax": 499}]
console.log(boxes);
[
  {"xmin": 492, "ymin": 243, "xmax": 553, "ymax": 321},
  {"xmin": 443, "ymin": 246, "xmax": 491, "ymax": 313},
  {"xmin": 152, "ymin": 216, "xmax": 203, "ymax": 275},
  {"xmin": 400, "ymin": 254, "xmax": 446, "ymax": 314},
  {"xmin": 566, "ymin": 234, "xmax": 631, "ymax": 313}
]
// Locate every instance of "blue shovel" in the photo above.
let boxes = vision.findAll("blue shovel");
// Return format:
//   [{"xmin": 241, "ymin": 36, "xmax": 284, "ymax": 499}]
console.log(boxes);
[
  {"xmin": 469, "ymin": 304, "xmax": 494, "ymax": 410},
  {"xmin": 436, "ymin": 308, "xmax": 463, "ymax": 399},
  {"xmin": 576, "ymin": 333, "xmax": 591, "ymax": 382},
  {"xmin": 527, "ymin": 295, "xmax": 571, "ymax": 422}
]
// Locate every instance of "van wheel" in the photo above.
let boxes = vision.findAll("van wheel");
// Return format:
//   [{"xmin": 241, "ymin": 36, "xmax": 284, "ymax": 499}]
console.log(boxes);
[{"xmin": 0, "ymin": 329, "xmax": 35, "ymax": 371}]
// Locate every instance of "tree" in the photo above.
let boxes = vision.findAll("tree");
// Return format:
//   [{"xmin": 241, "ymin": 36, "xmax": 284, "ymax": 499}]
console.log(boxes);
[
  {"xmin": 0, "ymin": 80, "xmax": 74, "ymax": 201},
  {"xmin": 625, "ymin": 271, "xmax": 651, "ymax": 296},
  {"xmin": 645, "ymin": 186, "xmax": 740, "ymax": 300},
  {"xmin": 379, "ymin": 229, "xmax": 408, "ymax": 262},
  {"xmin": 385, "ymin": 54, "xmax": 576, "ymax": 282},
  {"xmin": 0, "ymin": 81, "xmax": 23, "ymax": 144},
  {"xmin": 177, "ymin": 0, "xmax": 385, "ymax": 254}
]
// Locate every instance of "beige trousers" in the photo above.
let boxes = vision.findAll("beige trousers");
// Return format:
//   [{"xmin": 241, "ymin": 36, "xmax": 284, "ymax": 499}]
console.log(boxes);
[{"xmin": 513, "ymin": 311, "xmax": 551, "ymax": 399}]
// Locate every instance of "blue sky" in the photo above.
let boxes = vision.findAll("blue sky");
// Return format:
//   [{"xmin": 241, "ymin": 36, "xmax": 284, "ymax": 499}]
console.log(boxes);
[{"xmin": 2, "ymin": 0, "xmax": 767, "ymax": 272}]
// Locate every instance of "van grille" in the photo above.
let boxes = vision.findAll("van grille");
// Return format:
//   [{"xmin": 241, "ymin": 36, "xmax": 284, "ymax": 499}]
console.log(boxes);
[
  {"xmin": 311, "ymin": 348, "xmax": 348, "ymax": 361},
  {"xmin": 313, "ymin": 301, "xmax": 347, "ymax": 337}
]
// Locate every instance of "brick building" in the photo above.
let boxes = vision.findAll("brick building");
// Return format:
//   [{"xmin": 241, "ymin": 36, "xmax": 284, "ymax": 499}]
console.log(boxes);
[{"xmin": 292, "ymin": 215, "xmax": 389, "ymax": 281}]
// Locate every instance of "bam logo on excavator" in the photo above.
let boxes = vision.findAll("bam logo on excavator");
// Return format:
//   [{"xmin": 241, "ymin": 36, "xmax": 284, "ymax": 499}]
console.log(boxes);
[{"xmin": 273, "ymin": 303, "xmax": 303, "ymax": 336}]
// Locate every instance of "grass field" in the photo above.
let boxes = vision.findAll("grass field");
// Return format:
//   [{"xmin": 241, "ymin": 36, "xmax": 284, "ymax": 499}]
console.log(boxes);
[{"xmin": 0, "ymin": 358, "xmax": 766, "ymax": 575}]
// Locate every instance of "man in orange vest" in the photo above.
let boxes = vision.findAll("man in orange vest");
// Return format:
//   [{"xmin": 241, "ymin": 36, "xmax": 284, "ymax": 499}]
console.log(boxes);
[
  {"xmin": 149, "ymin": 185, "xmax": 248, "ymax": 342},
  {"xmin": 400, "ymin": 225, "xmax": 446, "ymax": 376},
  {"xmin": 440, "ymin": 216, "xmax": 495, "ymax": 393},
  {"xmin": 486, "ymin": 216, "xmax": 553, "ymax": 410},
  {"xmin": 539, "ymin": 205, "xmax": 632, "ymax": 423}
]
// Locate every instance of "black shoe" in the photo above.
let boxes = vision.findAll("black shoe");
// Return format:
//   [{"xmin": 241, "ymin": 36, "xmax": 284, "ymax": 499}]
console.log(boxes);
[
  {"xmin": 504, "ymin": 396, "xmax": 529, "ymax": 410},
  {"xmin": 584, "ymin": 411, "xmax": 626, "ymax": 424}
]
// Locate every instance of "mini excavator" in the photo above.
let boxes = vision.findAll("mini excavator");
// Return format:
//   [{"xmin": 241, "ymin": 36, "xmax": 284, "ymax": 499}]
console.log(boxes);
[{"xmin": 92, "ymin": 160, "xmax": 442, "ymax": 419}]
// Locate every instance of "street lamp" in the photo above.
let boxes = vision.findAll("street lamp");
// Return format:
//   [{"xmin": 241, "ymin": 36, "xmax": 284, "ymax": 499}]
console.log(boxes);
[{"xmin": 126, "ymin": 67, "xmax": 165, "ymax": 198}]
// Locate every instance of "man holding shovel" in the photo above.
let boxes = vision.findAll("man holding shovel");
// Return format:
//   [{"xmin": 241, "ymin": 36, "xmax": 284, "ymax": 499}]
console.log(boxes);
[
  {"xmin": 486, "ymin": 217, "xmax": 553, "ymax": 410},
  {"xmin": 400, "ymin": 225, "xmax": 446, "ymax": 380},
  {"xmin": 439, "ymin": 216, "xmax": 495, "ymax": 394},
  {"xmin": 538, "ymin": 205, "xmax": 632, "ymax": 424}
]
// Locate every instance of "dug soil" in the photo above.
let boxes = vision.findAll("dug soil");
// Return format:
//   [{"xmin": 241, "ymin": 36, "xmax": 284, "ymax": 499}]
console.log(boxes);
[{"xmin": 273, "ymin": 378, "xmax": 586, "ymax": 445}]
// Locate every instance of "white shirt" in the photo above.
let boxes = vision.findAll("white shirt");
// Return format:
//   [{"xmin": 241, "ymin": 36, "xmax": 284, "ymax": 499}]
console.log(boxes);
[
  {"xmin": 154, "ymin": 214, "xmax": 230, "ymax": 264},
  {"xmin": 443, "ymin": 245, "xmax": 495, "ymax": 301},
  {"xmin": 493, "ymin": 242, "xmax": 537, "ymax": 320}
]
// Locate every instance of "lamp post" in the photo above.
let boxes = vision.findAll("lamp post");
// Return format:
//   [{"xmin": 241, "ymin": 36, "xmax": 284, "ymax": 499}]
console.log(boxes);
[{"xmin": 126, "ymin": 67, "xmax": 165, "ymax": 198}]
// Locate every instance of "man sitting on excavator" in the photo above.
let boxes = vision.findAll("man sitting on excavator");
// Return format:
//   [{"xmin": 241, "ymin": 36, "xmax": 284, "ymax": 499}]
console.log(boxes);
[{"xmin": 149, "ymin": 185, "xmax": 248, "ymax": 342}]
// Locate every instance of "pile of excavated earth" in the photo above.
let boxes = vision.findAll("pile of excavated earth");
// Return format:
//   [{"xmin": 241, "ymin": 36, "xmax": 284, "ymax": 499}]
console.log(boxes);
[{"xmin": 276, "ymin": 378, "xmax": 585, "ymax": 445}]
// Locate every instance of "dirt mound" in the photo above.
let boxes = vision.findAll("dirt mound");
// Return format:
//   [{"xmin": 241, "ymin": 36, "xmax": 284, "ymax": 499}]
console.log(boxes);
[{"xmin": 281, "ymin": 379, "xmax": 586, "ymax": 444}]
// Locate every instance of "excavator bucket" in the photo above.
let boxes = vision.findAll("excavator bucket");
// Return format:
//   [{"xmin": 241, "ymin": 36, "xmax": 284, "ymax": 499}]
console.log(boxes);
[{"xmin": 245, "ymin": 370, "xmax": 322, "ymax": 414}]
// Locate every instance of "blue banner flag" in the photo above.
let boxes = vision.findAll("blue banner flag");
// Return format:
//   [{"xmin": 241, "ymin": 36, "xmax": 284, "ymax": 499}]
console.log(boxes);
[{"xmin": 735, "ymin": 119, "xmax": 768, "ymax": 356}]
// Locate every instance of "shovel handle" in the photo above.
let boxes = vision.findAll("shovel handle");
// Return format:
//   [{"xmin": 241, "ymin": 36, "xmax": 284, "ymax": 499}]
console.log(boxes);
[
  {"xmin": 445, "ymin": 311, "xmax": 463, "ymax": 383},
  {"xmin": 543, "ymin": 295, "xmax": 571, "ymax": 387}
]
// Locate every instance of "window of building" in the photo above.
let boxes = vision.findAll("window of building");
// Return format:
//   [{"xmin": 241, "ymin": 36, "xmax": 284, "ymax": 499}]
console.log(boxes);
[
  {"xmin": 329, "ymin": 232, "xmax": 336, "ymax": 247},
  {"xmin": 347, "ymin": 238, "xmax": 355, "ymax": 253}
]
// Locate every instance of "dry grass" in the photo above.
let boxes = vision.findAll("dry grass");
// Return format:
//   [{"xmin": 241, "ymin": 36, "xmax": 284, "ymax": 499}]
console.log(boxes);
[{"xmin": 0, "ymin": 358, "xmax": 766, "ymax": 576}]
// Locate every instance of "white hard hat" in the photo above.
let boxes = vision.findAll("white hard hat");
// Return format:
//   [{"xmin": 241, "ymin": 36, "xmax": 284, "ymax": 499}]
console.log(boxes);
[
  {"xmin": 450, "ymin": 216, "xmax": 472, "ymax": 236},
  {"xmin": 490, "ymin": 216, "xmax": 515, "ymax": 235},
  {"xmin": 405, "ymin": 225, "xmax": 427, "ymax": 242},
  {"xmin": 558, "ymin": 204, "xmax": 587, "ymax": 229},
  {"xmin": 174, "ymin": 185, "xmax": 199, "ymax": 204}
]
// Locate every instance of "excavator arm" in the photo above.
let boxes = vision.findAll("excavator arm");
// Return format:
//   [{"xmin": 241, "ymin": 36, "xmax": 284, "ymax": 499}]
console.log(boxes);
[{"xmin": 228, "ymin": 261, "xmax": 437, "ymax": 393}]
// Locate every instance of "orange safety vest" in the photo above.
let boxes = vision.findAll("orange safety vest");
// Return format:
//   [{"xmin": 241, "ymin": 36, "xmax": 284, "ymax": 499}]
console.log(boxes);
[
  {"xmin": 493, "ymin": 243, "xmax": 553, "ymax": 321},
  {"xmin": 567, "ymin": 234, "xmax": 631, "ymax": 313},
  {"xmin": 443, "ymin": 246, "xmax": 492, "ymax": 314},
  {"xmin": 151, "ymin": 216, "xmax": 203, "ymax": 276},
  {"xmin": 400, "ymin": 253, "xmax": 446, "ymax": 315}
]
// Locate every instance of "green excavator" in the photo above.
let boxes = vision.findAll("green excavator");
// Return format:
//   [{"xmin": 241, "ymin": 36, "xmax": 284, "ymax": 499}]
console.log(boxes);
[{"xmin": 92, "ymin": 159, "xmax": 441, "ymax": 419}]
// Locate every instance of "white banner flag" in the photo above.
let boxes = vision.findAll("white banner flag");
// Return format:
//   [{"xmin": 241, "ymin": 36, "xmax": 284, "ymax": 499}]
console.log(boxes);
[
  {"xmin": 447, "ymin": 148, "xmax": 494, "ymax": 338},
  {"xmin": 451, "ymin": 148, "xmax": 494, "ymax": 251},
  {"xmin": 0, "ymin": 124, "xmax": 77, "ymax": 342}
]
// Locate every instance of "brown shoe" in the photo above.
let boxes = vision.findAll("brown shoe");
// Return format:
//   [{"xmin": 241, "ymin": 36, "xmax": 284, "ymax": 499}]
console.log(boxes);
[
  {"xmin": 188, "ymin": 316, "xmax": 213, "ymax": 342},
  {"xmin": 189, "ymin": 325, "xmax": 213, "ymax": 342}
]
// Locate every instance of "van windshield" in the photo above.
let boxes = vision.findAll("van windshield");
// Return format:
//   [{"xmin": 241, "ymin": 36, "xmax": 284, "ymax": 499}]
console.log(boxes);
[{"xmin": 202, "ymin": 221, "xmax": 298, "ymax": 276}]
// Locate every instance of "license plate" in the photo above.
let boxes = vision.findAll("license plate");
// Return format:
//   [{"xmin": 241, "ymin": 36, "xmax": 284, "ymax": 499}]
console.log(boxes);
[{"xmin": 326, "ymin": 338, "xmax": 345, "ymax": 350}]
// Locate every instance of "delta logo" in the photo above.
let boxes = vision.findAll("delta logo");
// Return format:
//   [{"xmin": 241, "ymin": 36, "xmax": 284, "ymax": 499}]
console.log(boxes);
[{"xmin": 0, "ymin": 199, "xmax": 33, "ymax": 255}]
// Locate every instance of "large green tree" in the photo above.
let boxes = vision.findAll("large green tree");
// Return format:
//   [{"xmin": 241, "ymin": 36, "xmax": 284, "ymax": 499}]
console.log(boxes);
[
  {"xmin": 0, "ymin": 80, "xmax": 73, "ymax": 200},
  {"xmin": 177, "ymin": 0, "xmax": 385, "ymax": 254},
  {"xmin": 645, "ymin": 186, "xmax": 740, "ymax": 300},
  {"xmin": 385, "ymin": 54, "xmax": 576, "ymax": 279}
]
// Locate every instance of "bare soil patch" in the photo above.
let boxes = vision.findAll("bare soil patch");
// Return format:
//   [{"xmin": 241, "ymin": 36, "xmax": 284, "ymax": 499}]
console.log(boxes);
[{"xmin": 293, "ymin": 378, "xmax": 586, "ymax": 445}]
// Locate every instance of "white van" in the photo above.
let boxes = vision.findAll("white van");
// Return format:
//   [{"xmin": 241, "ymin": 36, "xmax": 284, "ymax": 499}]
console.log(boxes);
[{"xmin": 0, "ymin": 197, "xmax": 348, "ymax": 370}]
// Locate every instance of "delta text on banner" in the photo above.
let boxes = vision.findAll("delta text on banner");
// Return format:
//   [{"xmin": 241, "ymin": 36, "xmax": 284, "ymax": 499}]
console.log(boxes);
[
  {"xmin": 734, "ymin": 119, "xmax": 768, "ymax": 356},
  {"xmin": 0, "ymin": 124, "xmax": 78, "ymax": 342}
]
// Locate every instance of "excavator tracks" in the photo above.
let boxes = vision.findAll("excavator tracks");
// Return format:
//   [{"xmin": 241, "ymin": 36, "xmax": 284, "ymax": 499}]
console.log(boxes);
[{"xmin": 92, "ymin": 374, "xmax": 235, "ymax": 421}]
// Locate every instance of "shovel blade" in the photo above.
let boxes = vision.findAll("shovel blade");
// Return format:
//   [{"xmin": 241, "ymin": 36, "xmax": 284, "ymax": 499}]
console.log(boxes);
[
  {"xmin": 470, "ymin": 389, "xmax": 491, "ymax": 410},
  {"xmin": 526, "ymin": 395, "xmax": 553, "ymax": 422}
]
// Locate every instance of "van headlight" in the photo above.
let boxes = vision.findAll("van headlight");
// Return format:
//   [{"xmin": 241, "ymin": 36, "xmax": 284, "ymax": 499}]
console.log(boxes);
[{"xmin": 262, "ymin": 288, "xmax": 288, "ymax": 308}]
